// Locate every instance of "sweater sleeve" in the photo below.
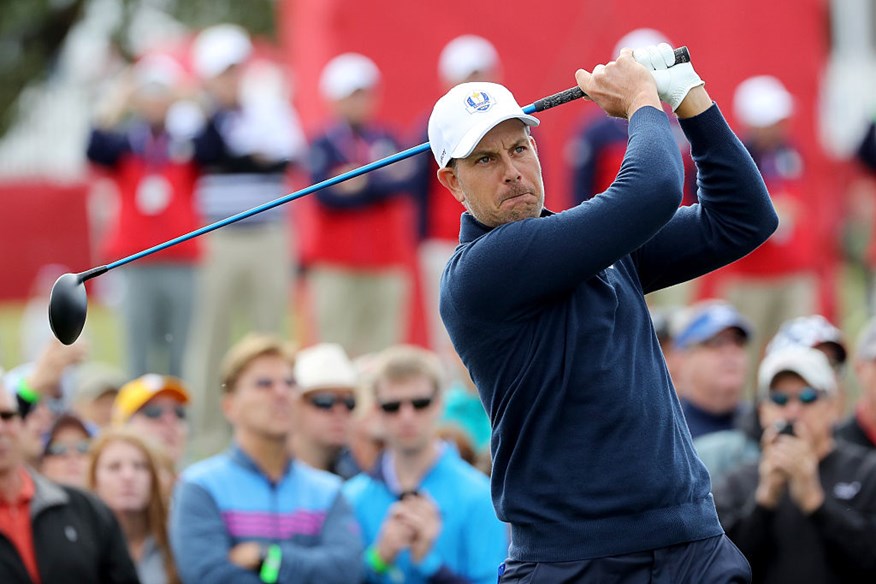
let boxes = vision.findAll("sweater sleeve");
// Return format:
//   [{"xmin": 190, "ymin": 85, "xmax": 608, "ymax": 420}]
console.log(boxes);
[
  {"xmin": 275, "ymin": 491, "xmax": 364, "ymax": 584},
  {"xmin": 446, "ymin": 106, "xmax": 683, "ymax": 320},
  {"xmin": 170, "ymin": 480, "xmax": 261, "ymax": 584},
  {"xmin": 86, "ymin": 128, "xmax": 130, "ymax": 168},
  {"xmin": 632, "ymin": 104, "xmax": 778, "ymax": 293}
]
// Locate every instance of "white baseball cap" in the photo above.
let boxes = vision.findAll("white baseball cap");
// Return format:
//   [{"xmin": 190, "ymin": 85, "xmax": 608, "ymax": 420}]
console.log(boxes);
[
  {"xmin": 438, "ymin": 35, "xmax": 499, "ymax": 85},
  {"xmin": 319, "ymin": 53, "xmax": 380, "ymax": 101},
  {"xmin": 734, "ymin": 75, "xmax": 794, "ymax": 128},
  {"xmin": 192, "ymin": 24, "xmax": 252, "ymax": 79},
  {"xmin": 133, "ymin": 54, "xmax": 184, "ymax": 91},
  {"xmin": 428, "ymin": 82, "xmax": 539, "ymax": 168},
  {"xmin": 758, "ymin": 346, "xmax": 837, "ymax": 399},
  {"xmin": 295, "ymin": 343, "xmax": 358, "ymax": 394}
]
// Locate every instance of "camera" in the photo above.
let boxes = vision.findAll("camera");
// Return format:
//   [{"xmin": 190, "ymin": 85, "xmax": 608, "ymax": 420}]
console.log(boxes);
[{"xmin": 775, "ymin": 420, "xmax": 795, "ymax": 437}]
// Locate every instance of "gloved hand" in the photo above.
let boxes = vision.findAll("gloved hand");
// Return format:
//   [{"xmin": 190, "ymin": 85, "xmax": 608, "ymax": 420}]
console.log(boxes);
[{"xmin": 633, "ymin": 43, "xmax": 704, "ymax": 111}]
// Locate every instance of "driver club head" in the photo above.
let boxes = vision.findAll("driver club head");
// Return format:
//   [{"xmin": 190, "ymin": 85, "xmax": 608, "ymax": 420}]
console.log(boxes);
[{"xmin": 48, "ymin": 273, "xmax": 88, "ymax": 345}]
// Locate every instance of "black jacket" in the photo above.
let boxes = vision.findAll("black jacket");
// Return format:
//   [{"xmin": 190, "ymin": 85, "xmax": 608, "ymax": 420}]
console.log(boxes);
[
  {"xmin": 714, "ymin": 442, "xmax": 876, "ymax": 583},
  {"xmin": 0, "ymin": 469, "xmax": 139, "ymax": 584}
]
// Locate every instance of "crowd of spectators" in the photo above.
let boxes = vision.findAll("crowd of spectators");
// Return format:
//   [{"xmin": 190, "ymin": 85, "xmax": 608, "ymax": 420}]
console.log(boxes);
[{"xmin": 2, "ymin": 24, "xmax": 876, "ymax": 584}]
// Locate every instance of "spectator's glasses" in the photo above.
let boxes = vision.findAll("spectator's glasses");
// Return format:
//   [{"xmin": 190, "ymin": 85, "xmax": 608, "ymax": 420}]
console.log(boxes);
[
  {"xmin": 140, "ymin": 404, "xmax": 187, "ymax": 420},
  {"xmin": 378, "ymin": 395, "xmax": 435, "ymax": 414},
  {"xmin": 0, "ymin": 410, "xmax": 20, "ymax": 422},
  {"xmin": 768, "ymin": 387, "xmax": 825, "ymax": 407},
  {"xmin": 307, "ymin": 393, "xmax": 356, "ymax": 412},
  {"xmin": 46, "ymin": 440, "xmax": 90, "ymax": 457}
]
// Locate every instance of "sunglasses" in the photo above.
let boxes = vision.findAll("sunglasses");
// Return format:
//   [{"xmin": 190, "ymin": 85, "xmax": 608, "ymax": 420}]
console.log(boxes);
[
  {"xmin": 378, "ymin": 395, "xmax": 435, "ymax": 414},
  {"xmin": 46, "ymin": 440, "xmax": 90, "ymax": 457},
  {"xmin": 139, "ymin": 404, "xmax": 187, "ymax": 420},
  {"xmin": 768, "ymin": 387, "xmax": 825, "ymax": 407},
  {"xmin": 307, "ymin": 393, "xmax": 356, "ymax": 412},
  {"xmin": 0, "ymin": 410, "xmax": 20, "ymax": 422}
]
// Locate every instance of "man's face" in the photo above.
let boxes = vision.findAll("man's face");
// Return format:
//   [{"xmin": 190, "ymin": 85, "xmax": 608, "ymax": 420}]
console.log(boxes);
[
  {"xmin": 294, "ymin": 388, "xmax": 356, "ymax": 449},
  {"xmin": 0, "ymin": 388, "xmax": 22, "ymax": 474},
  {"xmin": 679, "ymin": 328, "xmax": 749, "ymax": 414},
  {"xmin": 759, "ymin": 371, "xmax": 838, "ymax": 447},
  {"xmin": 224, "ymin": 355, "xmax": 296, "ymax": 442},
  {"xmin": 376, "ymin": 375, "xmax": 441, "ymax": 456},
  {"xmin": 437, "ymin": 119, "xmax": 544, "ymax": 228},
  {"xmin": 127, "ymin": 394, "xmax": 188, "ymax": 465}
]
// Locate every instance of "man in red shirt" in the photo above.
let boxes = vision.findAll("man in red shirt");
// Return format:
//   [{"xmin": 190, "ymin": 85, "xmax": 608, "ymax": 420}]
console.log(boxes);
[{"xmin": 0, "ymin": 376, "xmax": 138, "ymax": 583}]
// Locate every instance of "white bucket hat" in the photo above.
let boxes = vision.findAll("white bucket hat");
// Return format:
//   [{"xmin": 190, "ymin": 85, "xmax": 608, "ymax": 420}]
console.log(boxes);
[
  {"xmin": 427, "ymin": 82, "xmax": 539, "ymax": 168},
  {"xmin": 295, "ymin": 343, "xmax": 358, "ymax": 394}
]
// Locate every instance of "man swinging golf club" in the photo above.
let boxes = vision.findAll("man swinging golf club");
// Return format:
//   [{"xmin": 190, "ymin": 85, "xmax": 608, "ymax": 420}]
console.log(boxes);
[{"xmin": 429, "ymin": 43, "xmax": 777, "ymax": 582}]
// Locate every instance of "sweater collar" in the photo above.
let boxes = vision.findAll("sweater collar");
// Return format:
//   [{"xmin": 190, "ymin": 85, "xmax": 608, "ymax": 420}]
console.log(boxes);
[{"xmin": 458, "ymin": 208, "xmax": 554, "ymax": 244}]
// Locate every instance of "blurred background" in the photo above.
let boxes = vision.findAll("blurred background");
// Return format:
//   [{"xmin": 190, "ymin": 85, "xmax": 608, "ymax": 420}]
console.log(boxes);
[{"xmin": 1, "ymin": 0, "xmax": 875, "ymax": 375}]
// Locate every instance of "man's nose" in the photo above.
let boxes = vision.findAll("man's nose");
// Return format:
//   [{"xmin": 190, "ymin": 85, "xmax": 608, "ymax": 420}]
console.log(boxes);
[{"xmin": 501, "ymin": 156, "xmax": 522, "ymax": 183}]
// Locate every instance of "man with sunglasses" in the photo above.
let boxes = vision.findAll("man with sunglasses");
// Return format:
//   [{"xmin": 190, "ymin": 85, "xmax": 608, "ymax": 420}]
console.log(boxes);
[
  {"xmin": 290, "ymin": 343, "xmax": 361, "ymax": 479},
  {"xmin": 714, "ymin": 346, "xmax": 876, "ymax": 583},
  {"xmin": 343, "ymin": 345, "xmax": 508, "ymax": 584},
  {"xmin": 113, "ymin": 373, "xmax": 190, "ymax": 468}
]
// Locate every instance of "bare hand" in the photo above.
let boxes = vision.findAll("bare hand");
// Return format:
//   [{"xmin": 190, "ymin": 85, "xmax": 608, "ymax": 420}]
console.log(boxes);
[
  {"xmin": 228, "ymin": 541, "xmax": 262, "ymax": 570},
  {"xmin": 376, "ymin": 502, "xmax": 415, "ymax": 565},
  {"xmin": 574, "ymin": 49, "xmax": 660, "ymax": 119},
  {"xmin": 332, "ymin": 163, "xmax": 368, "ymax": 195},
  {"xmin": 755, "ymin": 424, "xmax": 789, "ymax": 508},
  {"xmin": 770, "ymin": 425, "xmax": 824, "ymax": 513},
  {"xmin": 396, "ymin": 494, "xmax": 442, "ymax": 563},
  {"xmin": 29, "ymin": 339, "xmax": 89, "ymax": 399}
]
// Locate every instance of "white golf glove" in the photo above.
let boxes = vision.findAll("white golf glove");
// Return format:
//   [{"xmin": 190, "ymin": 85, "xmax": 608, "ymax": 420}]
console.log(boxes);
[{"xmin": 633, "ymin": 43, "xmax": 704, "ymax": 111}]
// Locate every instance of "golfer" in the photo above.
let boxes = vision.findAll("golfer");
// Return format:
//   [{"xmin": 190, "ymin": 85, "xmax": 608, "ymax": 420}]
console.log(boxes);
[{"xmin": 428, "ymin": 44, "xmax": 776, "ymax": 582}]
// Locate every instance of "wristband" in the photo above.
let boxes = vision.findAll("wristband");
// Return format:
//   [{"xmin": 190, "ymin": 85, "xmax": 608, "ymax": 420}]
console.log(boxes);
[
  {"xmin": 259, "ymin": 544, "xmax": 281, "ymax": 584},
  {"xmin": 366, "ymin": 545, "xmax": 391, "ymax": 575},
  {"xmin": 16, "ymin": 378, "xmax": 40, "ymax": 405}
]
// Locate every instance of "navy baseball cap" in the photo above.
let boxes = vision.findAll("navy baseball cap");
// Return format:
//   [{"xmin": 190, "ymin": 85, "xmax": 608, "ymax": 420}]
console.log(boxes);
[{"xmin": 674, "ymin": 302, "xmax": 752, "ymax": 349}]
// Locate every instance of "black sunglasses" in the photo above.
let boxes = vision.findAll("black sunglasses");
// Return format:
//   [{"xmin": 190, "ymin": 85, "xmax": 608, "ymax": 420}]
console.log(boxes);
[
  {"xmin": 308, "ymin": 393, "xmax": 356, "ymax": 412},
  {"xmin": 768, "ymin": 387, "xmax": 824, "ymax": 407},
  {"xmin": 46, "ymin": 440, "xmax": 90, "ymax": 457},
  {"xmin": 139, "ymin": 404, "xmax": 187, "ymax": 420},
  {"xmin": 0, "ymin": 410, "xmax": 20, "ymax": 422},
  {"xmin": 378, "ymin": 395, "xmax": 435, "ymax": 414}
]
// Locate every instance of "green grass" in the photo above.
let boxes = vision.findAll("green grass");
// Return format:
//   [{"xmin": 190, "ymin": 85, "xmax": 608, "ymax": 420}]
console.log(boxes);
[{"xmin": 0, "ymin": 301, "xmax": 124, "ymax": 371}]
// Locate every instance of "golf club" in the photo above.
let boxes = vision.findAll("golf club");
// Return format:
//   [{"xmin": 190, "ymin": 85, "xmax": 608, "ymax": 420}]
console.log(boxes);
[{"xmin": 49, "ymin": 46, "xmax": 690, "ymax": 345}]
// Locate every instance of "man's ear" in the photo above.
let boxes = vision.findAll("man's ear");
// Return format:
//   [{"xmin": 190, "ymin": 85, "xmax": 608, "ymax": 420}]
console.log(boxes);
[{"xmin": 437, "ymin": 165, "xmax": 466, "ymax": 204}]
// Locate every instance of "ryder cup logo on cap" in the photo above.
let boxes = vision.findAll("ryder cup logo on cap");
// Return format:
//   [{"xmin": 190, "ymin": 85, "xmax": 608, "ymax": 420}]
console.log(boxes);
[
  {"xmin": 428, "ymin": 82, "xmax": 539, "ymax": 168},
  {"xmin": 464, "ymin": 91, "xmax": 494, "ymax": 113}
]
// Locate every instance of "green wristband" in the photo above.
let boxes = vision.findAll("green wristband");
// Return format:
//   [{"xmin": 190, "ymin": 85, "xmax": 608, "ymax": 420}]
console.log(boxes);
[
  {"xmin": 366, "ymin": 545, "xmax": 391, "ymax": 575},
  {"xmin": 16, "ymin": 378, "xmax": 40, "ymax": 404},
  {"xmin": 259, "ymin": 544, "xmax": 281, "ymax": 584}
]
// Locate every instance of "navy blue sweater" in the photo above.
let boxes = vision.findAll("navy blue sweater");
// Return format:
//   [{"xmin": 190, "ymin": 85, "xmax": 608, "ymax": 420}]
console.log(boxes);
[{"xmin": 440, "ymin": 105, "xmax": 777, "ymax": 562}]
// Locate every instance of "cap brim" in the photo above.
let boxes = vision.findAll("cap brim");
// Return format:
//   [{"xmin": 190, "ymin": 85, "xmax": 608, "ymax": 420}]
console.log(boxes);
[{"xmin": 448, "ymin": 113, "xmax": 540, "ymax": 164}]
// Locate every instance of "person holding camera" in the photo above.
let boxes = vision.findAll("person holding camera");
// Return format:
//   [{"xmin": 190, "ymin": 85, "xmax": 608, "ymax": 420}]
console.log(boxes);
[{"xmin": 714, "ymin": 346, "xmax": 876, "ymax": 583}]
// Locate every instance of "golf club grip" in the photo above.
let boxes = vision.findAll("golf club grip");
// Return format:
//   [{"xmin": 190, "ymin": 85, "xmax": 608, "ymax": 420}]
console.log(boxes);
[{"xmin": 529, "ymin": 46, "xmax": 691, "ymax": 113}]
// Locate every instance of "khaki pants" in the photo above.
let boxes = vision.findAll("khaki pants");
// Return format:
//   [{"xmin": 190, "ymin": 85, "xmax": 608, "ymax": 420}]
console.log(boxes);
[
  {"xmin": 419, "ymin": 239, "xmax": 458, "ymax": 364},
  {"xmin": 185, "ymin": 224, "xmax": 292, "ymax": 459},
  {"xmin": 719, "ymin": 272, "xmax": 818, "ymax": 393},
  {"xmin": 309, "ymin": 265, "xmax": 409, "ymax": 357}
]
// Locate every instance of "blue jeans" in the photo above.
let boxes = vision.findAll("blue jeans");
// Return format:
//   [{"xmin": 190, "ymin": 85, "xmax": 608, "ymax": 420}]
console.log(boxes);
[{"xmin": 499, "ymin": 535, "xmax": 751, "ymax": 583}]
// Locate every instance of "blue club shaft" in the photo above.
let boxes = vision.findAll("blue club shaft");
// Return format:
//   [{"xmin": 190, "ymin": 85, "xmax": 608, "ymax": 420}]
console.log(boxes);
[
  {"xmin": 102, "ymin": 41, "xmax": 689, "ymax": 274},
  {"xmin": 106, "ymin": 106, "xmax": 539, "ymax": 271}
]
